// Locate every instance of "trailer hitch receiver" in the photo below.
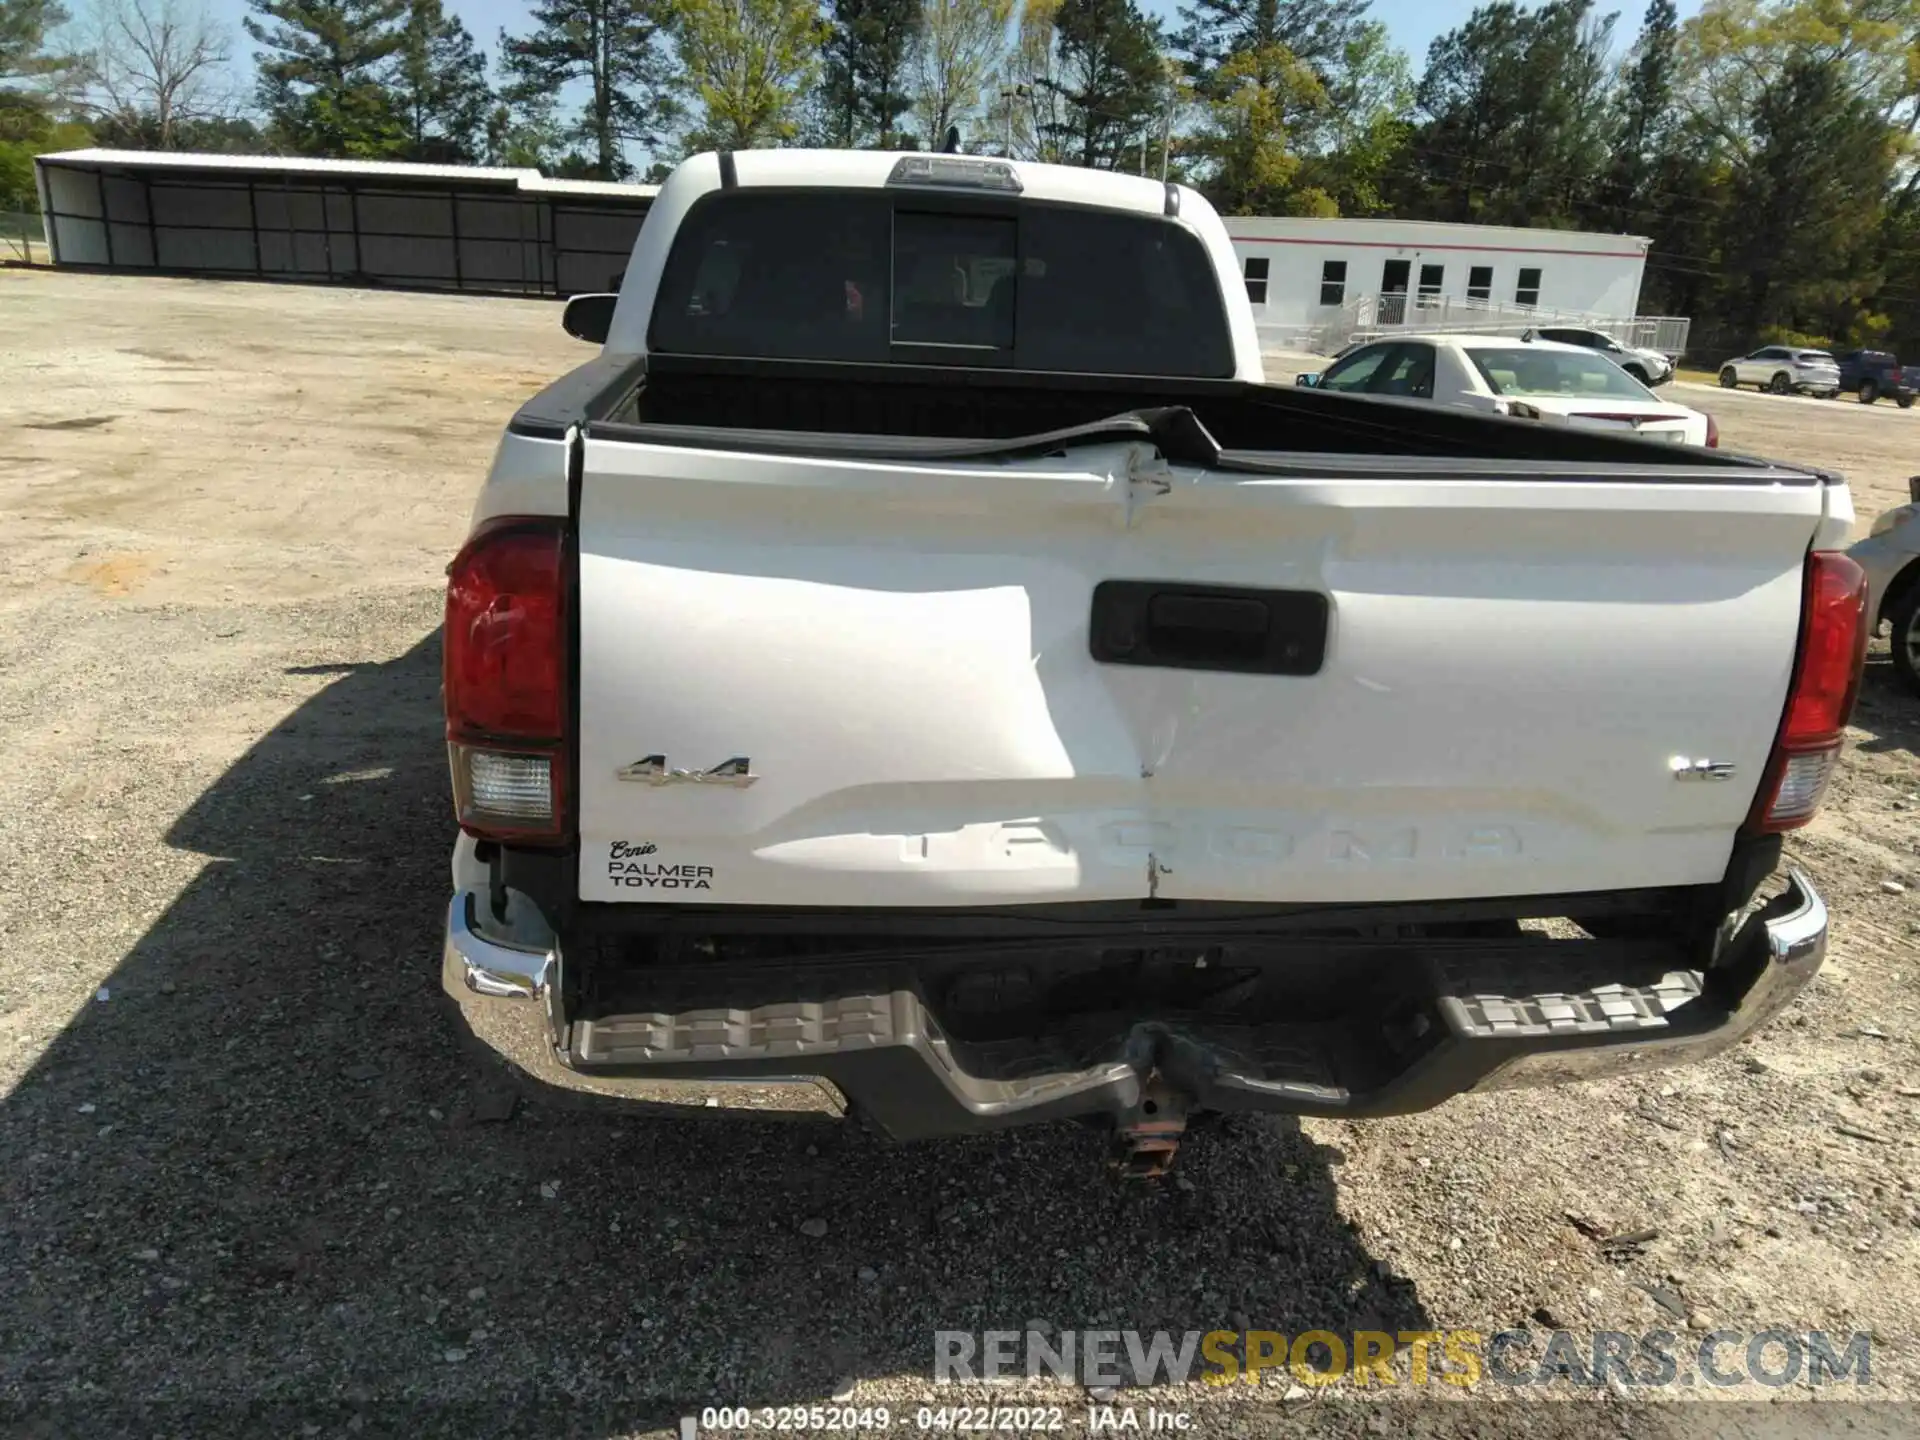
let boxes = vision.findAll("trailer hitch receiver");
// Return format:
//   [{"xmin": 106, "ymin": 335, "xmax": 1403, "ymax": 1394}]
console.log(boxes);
[{"xmin": 1111, "ymin": 1075, "xmax": 1189, "ymax": 1180}]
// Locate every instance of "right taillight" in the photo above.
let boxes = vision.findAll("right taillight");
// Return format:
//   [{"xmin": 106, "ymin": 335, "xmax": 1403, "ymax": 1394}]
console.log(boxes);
[
  {"xmin": 1704, "ymin": 412, "xmax": 1719, "ymax": 448},
  {"xmin": 1746, "ymin": 551, "xmax": 1867, "ymax": 833},
  {"xmin": 444, "ymin": 517, "xmax": 568, "ymax": 842}
]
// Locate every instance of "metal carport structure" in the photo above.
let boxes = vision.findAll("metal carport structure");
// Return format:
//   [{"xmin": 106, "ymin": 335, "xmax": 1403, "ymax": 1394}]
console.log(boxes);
[{"xmin": 31, "ymin": 149, "xmax": 657, "ymax": 298}]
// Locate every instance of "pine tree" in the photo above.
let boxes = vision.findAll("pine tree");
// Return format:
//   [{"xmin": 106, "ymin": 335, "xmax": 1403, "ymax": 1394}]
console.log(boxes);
[
  {"xmin": 245, "ymin": 0, "xmax": 409, "ymax": 156},
  {"xmin": 1725, "ymin": 54, "xmax": 1893, "ymax": 337},
  {"xmin": 1599, "ymin": 0, "xmax": 1676, "ymax": 231},
  {"xmin": 821, "ymin": 0, "xmax": 924, "ymax": 148},
  {"xmin": 391, "ymin": 0, "xmax": 490, "ymax": 162},
  {"xmin": 1405, "ymin": 0, "xmax": 1614, "ymax": 228},
  {"xmin": 1173, "ymin": 0, "xmax": 1369, "ymax": 99},
  {"xmin": 1045, "ymin": 0, "xmax": 1165, "ymax": 169},
  {"xmin": 2, "ymin": 0, "xmax": 80, "ymax": 93},
  {"xmin": 499, "ymin": 0, "xmax": 676, "ymax": 179}
]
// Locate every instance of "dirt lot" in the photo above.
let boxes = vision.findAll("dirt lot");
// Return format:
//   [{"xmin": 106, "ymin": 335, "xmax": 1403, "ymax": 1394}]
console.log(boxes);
[{"xmin": 2, "ymin": 269, "xmax": 1916, "ymax": 1439}]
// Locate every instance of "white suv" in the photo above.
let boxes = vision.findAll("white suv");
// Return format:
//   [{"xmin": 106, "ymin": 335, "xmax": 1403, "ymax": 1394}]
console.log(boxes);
[
  {"xmin": 1719, "ymin": 346, "xmax": 1842, "ymax": 397},
  {"xmin": 1534, "ymin": 326, "xmax": 1674, "ymax": 386}
]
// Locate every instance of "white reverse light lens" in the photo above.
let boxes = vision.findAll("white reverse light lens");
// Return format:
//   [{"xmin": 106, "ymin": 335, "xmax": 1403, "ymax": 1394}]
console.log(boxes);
[
  {"xmin": 1766, "ymin": 749, "xmax": 1838, "ymax": 826},
  {"xmin": 457, "ymin": 747, "xmax": 553, "ymax": 822}
]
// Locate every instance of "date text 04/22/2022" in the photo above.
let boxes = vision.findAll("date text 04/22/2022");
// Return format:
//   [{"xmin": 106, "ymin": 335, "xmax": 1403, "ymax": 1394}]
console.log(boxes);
[{"xmin": 690, "ymin": 1406, "xmax": 1195, "ymax": 1432}]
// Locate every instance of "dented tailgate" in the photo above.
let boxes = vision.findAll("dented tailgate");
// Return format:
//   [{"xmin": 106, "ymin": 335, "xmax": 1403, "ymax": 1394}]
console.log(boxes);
[{"xmin": 574, "ymin": 434, "xmax": 1827, "ymax": 908}]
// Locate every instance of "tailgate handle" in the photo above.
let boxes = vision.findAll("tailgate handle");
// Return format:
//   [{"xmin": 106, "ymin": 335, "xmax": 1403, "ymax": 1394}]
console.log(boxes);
[
  {"xmin": 1148, "ymin": 594, "xmax": 1269, "ymax": 664},
  {"xmin": 1090, "ymin": 581, "xmax": 1327, "ymax": 676}
]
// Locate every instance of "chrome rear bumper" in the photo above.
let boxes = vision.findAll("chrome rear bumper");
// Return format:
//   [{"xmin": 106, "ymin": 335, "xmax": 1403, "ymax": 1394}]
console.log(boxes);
[{"xmin": 439, "ymin": 871, "xmax": 1829, "ymax": 1139}]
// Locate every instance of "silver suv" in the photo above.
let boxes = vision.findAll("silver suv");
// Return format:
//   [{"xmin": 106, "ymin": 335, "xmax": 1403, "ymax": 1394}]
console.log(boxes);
[{"xmin": 1719, "ymin": 346, "xmax": 1842, "ymax": 397}]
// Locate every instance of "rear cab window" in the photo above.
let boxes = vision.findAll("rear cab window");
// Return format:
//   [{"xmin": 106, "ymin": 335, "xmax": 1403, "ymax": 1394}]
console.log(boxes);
[
  {"xmin": 648, "ymin": 190, "xmax": 1236, "ymax": 377},
  {"xmin": 1470, "ymin": 348, "xmax": 1651, "ymax": 399}
]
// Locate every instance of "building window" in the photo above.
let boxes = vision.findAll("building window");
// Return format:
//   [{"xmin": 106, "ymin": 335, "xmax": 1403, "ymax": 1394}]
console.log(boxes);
[
  {"xmin": 1381, "ymin": 259, "xmax": 1410, "ymax": 293},
  {"xmin": 1516, "ymin": 267, "xmax": 1542, "ymax": 307},
  {"xmin": 1468, "ymin": 265, "xmax": 1493, "ymax": 301},
  {"xmin": 1243, "ymin": 256, "xmax": 1269, "ymax": 306},
  {"xmin": 1319, "ymin": 260, "xmax": 1346, "ymax": 306},
  {"xmin": 1417, "ymin": 263, "xmax": 1444, "ymax": 306}
]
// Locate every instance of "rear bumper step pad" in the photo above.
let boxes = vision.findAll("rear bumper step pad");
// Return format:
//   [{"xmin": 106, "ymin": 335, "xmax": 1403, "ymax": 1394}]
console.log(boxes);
[{"xmin": 441, "ymin": 871, "xmax": 1826, "ymax": 1140}]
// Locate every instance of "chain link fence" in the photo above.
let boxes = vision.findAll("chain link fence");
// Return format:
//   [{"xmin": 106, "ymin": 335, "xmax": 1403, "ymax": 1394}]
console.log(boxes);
[{"xmin": 2, "ymin": 212, "xmax": 50, "ymax": 264}]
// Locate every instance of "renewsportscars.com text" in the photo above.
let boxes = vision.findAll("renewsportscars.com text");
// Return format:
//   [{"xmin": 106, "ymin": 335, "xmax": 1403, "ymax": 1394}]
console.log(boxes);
[{"xmin": 934, "ymin": 1327, "xmax": 1872, "ymax": 1390}]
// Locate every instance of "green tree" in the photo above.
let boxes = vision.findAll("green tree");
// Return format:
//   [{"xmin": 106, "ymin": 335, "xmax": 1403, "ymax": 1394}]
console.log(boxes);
[
  {"xmin": 1173, "ymin": 0, "xmax": 1370, "ymax": 97},
  {"xmin": 499, "ymin": 0, "xmax": 677, "ymax": 179},
  {"xmin": 93, "ymin": 109, "xmax": 262, "ymax": 149},
  {"xmin": 1295, "ymin": 20, "xmax": 1410, "ymax": 214},
  {"xmin": 820, "ymin": 0, "xmax": 923, "ymax": 147},
  {"xmin": 1186, "ymin": 42, "xmax": 1327, "ymax": 211},
  {"xmin": 1602, "ymin": 0, "xmax": 1678, "ymax": 224},
  {"xmin": 392, "ymin": 0, "xmax": 489, "ymax": 161},
  {"xmin": 671, "ymin": 0, "xmax": 825, "ymax": 149},
  {"xmin": 3, "ymin": 0, "xmax": 79, "ymax": 93},
  {"xmin": 1682, "ymin": 0, "xmax": 1916, "ymax": 146},
  {"xmin": 910, "ymin": 0, "xmax": 1012, "ymax": 149},
  {"xmin": 1405, "ymin": 0, "xmax": 1616, "ymax": 228},
  {"xmin": 245, "ymin": 0, "xmax": 409, "ymax": 156},
  {"xmin": 1658, "ymin": 0, "xmax": 1914, "ymax": 343},
  {"xmin": 1722, "ymin": 54, "xmax": 1894, "ymax": 335},
  {"xmin": 1044, "ymin": 0, "xmax": 1165, "ymax": 168}
]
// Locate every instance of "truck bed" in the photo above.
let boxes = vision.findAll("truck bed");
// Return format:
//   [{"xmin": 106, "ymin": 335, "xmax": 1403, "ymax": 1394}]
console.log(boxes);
[{"xmin": 517, "ymin": 352, "xmax": 1782, "ymax": 469}]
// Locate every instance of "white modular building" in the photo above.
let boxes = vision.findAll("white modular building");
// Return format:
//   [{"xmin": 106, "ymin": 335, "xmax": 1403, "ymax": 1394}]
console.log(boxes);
[{"xmin": 1225, "ymin": 215, "xmax": 1682, "ymax": 355}]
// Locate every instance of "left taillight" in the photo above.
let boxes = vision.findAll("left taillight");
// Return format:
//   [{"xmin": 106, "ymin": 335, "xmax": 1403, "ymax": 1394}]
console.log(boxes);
[
  {"xmin": 1744, "ymin": 551, "xmax": 1867, "ymax": 834},
  {"xmin": 444, "ymin": 517, "xmax": 568, "ymax": 843}
]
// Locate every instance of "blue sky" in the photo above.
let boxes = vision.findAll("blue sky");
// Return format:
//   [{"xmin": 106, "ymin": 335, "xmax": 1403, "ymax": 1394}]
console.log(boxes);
[{"xmin": 185, "ymin": 0, "xmax": 1688, "ymax": 133}]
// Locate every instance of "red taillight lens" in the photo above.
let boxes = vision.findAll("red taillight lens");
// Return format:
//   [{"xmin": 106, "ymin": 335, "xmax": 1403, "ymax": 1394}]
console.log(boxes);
[
  {"xmin": 446, "ymin": 519, "xmax": 564, "ymax": 739},
  {"xmin": 1704, "ymin": 412, "xmax": 1719, "ymax": 449},
  {"xmin": 444, "ymin": 518, "xmax": 567, "ymax": 840},
  {"xmin": 1746, "ymin": 551, "xmax": 1867, "ymax": 833}
]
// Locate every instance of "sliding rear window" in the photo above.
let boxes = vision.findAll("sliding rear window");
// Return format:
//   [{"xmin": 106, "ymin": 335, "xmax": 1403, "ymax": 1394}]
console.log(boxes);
[{"xmin": 647, "ymin": 190, "xmax": 1235, "ymax": 377}]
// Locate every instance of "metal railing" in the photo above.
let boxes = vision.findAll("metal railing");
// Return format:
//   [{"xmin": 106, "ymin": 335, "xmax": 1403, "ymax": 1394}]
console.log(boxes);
[{"xmin": 1280, "ymin": 292, "xmax": 1692, "ymax": 360}]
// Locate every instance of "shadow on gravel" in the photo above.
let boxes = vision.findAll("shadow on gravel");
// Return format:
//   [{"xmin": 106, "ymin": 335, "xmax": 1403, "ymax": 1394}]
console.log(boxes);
[
  {"xmin": 0, "ymin": 631, "xmax": 1429, "ymax": 1434},
  {"xmin": 1852, "ymin": 656, "xmax": 1918, "ymax": 758}
]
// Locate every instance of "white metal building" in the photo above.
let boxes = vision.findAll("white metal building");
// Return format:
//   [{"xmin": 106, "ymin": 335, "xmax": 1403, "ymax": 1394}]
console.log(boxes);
[
  {"xmin": 32, "ymin": 149, "xmax": 657, "ymax": 297},
  {"xmin": 1226, "ymin": 215, "xmax": 1669, "ymax": 354}
]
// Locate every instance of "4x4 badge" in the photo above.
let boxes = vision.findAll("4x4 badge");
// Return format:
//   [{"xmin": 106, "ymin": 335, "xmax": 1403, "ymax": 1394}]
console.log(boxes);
[{"xmin": 616, "ymin": 755, "xmax": 758, "ymax": 788}]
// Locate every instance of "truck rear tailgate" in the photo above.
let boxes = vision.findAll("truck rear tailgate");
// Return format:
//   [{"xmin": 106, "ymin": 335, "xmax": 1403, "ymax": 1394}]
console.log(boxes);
[{"xmin": 575, "ymin": 435, "xmax": 1828, "ymax": 907}]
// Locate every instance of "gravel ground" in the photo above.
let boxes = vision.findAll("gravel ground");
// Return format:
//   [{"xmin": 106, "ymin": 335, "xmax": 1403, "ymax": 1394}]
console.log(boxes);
[{"xmin": 1, "ymin": 269, "xmax": 1917, "ymax": 1439}]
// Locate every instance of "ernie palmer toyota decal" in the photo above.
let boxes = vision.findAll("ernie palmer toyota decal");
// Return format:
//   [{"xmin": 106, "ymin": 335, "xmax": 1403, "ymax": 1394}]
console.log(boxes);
[{"xmin": 607, "ymin": 841, "xmax": 713, "ymax": 890}]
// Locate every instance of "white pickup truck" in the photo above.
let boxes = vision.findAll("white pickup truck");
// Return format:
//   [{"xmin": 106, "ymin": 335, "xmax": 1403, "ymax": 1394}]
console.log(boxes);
[{"xmin": 440, "ymin": 149, "xmax": 1864, "ymax": 1175}]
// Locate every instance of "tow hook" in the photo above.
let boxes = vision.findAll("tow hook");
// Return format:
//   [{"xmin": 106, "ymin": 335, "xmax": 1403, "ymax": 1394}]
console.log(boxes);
[{"xmin": 1111, "ymin": 1075, "xmax": 1188, "ymax": 1180}]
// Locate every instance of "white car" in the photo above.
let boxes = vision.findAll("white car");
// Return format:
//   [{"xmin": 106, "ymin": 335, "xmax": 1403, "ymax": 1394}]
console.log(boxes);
[
  {"xmin": 1299, "ymin": 333, "xmax": 1719, "ymax": 446},
  {"xmin": 1718, "ymin": 346, "xmax": 1842, "ymax": 397}
]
